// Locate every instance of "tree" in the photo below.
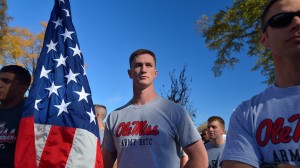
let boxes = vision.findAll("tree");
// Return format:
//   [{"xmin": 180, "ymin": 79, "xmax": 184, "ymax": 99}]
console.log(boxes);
[
  {"xmin": 195, "ymin": 0, "xmax": 274, "ymax": 84},
  {"xmin": 1, "ymin": 22, "xmax": 46, "ymax": 74},
  {"xmin": 161, "ymin": 64, "xmax": 197, "ymax": 122},
  {"xmin": 0, "ymin": 1, "xmax": 46, "ymax": 74},
  {"xmin": 0, "ymin": 0, "xmax": 12, "ymax": 64}
]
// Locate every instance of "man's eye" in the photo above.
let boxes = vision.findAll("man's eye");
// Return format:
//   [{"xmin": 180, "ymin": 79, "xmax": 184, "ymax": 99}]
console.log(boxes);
[{"xmin": 2, "ymin": 79, "xmax": 10, "ymax": 84}]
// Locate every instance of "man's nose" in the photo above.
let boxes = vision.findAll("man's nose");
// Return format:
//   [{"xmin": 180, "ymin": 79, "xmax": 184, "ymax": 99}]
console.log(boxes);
[
  {"xmin": 140, "ymin": 65, "xmax": 147, "ymax": 71},
  {"xmin": 289, "ymin": 16, "xmax": 300, "ymax": 31}
]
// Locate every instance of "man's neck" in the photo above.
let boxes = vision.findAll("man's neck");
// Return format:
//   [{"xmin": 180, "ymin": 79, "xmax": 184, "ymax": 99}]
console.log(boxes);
[
  {"xmin": 0, "ymin": 97, "xmax": 24, "ymax": 109},
  {"xmin": 273, "ymin": 55, "xmax": 300, "ymax": 87},
  {"xmin": 132, "ymin": 86, "xmax": 157, "ymax": 105},
  {"xmin": 210, "ymin": 137, "xmax": 225, "ymax": 146},
  {"xmin": 98, "ymin": 121, "xmax": 105, "ymax": 130}
]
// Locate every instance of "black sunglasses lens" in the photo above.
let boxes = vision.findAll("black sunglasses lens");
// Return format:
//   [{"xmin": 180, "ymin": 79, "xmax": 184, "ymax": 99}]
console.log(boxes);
[{"xmin": 269, "ymin": 13, "xmax": 294, "ymax": 28}]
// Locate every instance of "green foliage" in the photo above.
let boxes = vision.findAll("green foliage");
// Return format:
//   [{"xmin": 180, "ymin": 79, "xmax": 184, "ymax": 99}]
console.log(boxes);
[{"xmin": 196, "ymin": 0, "xmax": 274, "ymax": 84}]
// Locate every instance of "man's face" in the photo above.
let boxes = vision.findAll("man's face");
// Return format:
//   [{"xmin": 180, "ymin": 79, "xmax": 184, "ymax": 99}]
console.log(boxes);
[
  {"xmin": 128, "ymin": 54, "xmax": 158, "ymax": 89},
  {"xmin": 207, "ymin": 120, "xmax": 224, "ymax": 140},
  {"xmin": 201, "ymin": 130, "xmax": 210, "ymax": 141},
  {"xmin": 95, "ymin": 107, "xmax": 106, "ymax": 121},
  {"xmin": 0, "ymin": 72, "xmax": 23, "ymax": 103},
  {"xmin": 261, "ymin": 0, "xmax": 300, "ymax": 58}
]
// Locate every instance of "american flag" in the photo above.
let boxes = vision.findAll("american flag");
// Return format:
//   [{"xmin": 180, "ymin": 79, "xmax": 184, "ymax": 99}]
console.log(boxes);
[{"xmin": 15, "ymin": 0, "xmax": 103, "ymax": 167}]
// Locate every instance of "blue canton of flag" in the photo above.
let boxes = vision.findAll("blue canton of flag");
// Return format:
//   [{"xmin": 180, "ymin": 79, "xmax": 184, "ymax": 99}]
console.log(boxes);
[
  {"xmin": 32, "ymin": 0, "xmax": 97, "ymax": 132},
  {"xmin": 15, "ymin": 0, "xmax": 103, "ymax": 167}
]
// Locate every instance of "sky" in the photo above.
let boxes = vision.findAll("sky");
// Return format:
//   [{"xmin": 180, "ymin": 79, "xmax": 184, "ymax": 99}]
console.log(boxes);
[{"xmin": 7, "ymin": 0, "xmax": 267, "ymax": 128}]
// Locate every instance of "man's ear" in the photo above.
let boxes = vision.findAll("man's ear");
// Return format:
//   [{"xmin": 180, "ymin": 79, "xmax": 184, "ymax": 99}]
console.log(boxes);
[
  {"xmin": 154, "ymin": 69, "xmax": 158, "ymax": 79},
  {"xmin": 260, "ymin": 33, "xmax": 270, "ymax": 48},
  {"xmin": 128, "ymin": 69, "xmax": 133, "ymax": 79},
  {"xmin": 19, "ymin": 84, "xmax": 29, "ymax": 95},
  {"xmin": 221, "ymin": 128, "xmax": 225, "ymax": 134}
]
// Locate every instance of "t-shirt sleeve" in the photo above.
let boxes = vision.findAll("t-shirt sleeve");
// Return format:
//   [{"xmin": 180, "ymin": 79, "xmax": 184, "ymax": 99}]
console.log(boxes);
[
  {"xmin": 175, "ymin": 106, "xmax": 201, "ymax": 147},
  {"xmin": 101, "ymin": 114, "xmax": 116, "ymax": 152},
  {"xmin": 220, "ymin": 105, "xmax": 261, "ymax": 168}
]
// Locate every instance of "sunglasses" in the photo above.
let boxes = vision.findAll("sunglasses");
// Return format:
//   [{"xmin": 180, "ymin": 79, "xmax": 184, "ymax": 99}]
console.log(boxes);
[{"xmin": 262, "ymin": 11, "xmax": 300, "ymax": 32}]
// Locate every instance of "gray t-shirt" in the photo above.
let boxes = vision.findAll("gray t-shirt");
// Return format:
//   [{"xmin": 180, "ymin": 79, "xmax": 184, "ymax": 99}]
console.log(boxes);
[
  {"xmin": 220, "ymin": 84, "xmax": 300, "ymax": 167},
  {"xmin": 102, "ymin": 96, "xmax": 200, "ymax": 168},
  {"xmin": 205, "ymin": 142, "xmax": 225, "ymax": 168},
  {"xmin": 99, "ymin": 129, "xmax": 104, "ymax": 144}
]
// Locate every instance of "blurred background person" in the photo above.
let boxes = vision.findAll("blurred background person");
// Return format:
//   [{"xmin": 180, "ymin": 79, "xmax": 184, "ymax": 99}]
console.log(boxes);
[
  {"xmin": 201, "ymin": 128, "xmax": 210, "ymax": 144},
  {"xmin": 94, "ymin": 104, "xmax": 107, "ymax": 144},
  {"xmin": 205, "ymin": 116, "xmax": 225, "ymax": 168}
]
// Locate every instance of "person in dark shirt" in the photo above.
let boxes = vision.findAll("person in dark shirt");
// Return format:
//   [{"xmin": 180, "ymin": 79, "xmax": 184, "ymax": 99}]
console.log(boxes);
[{"xmin": 0, "ymin": 65, "xmax": 31, "ymax": 168}]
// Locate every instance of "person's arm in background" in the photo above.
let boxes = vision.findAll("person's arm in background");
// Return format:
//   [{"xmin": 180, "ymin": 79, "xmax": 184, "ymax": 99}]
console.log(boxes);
[
  {"xmin": 102, "ymin": 150, "xmax": 117, "ymax": 168},
  {"xmin": 180, "ymin": 154, "xmax": 189, "ymax": 168},
  {"xmin": 221, "ymin": 160, "xmax": 254, "ymax": 168},
  {"xmin": 183, "ymin": 140, "xmax": 208, "ymax": 168}
]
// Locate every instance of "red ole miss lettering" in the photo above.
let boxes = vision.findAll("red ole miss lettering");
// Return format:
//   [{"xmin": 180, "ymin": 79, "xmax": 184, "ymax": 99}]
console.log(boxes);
[
  {"xmin": 116, "ymin": 121, "xmax": 159, "ymax": 137},
  {"xmin": 256, "ymin": 114, "xmax": 300, "ymax": 147}
]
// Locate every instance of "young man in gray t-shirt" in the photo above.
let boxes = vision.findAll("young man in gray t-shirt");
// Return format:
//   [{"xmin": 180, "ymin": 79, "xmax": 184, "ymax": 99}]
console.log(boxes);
[
  {"xmin": 205, "ymin": 116, "xmax": 225, "ymax": 168},
  {"xmin": 221, "ymin": 0, "xmax": 300, "ymax": 167},
  {"xmin": 102, "ymin": 49, "xmax": 208, "ymax": 168}
]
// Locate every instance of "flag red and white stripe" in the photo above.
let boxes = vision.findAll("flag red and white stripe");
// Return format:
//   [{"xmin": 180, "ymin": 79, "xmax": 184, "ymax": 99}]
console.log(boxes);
[{"xmin": 14, "ymin": 0, "xmax": 103, "ymax": 167}]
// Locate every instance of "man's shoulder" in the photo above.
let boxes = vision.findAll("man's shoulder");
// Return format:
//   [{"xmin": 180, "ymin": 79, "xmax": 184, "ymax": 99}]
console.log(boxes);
[
  {"xmin": 205, "ymin": 142, "xmax": 225, "ymax": 152},
  {"xmin": 235, "ymin": 85, "xmax": 273, "ymax": 111},
  {"xmin": 0, "ymin": 99, "xmax": 25, "ymax": 112},
  {"xmin": 157, "ymin": 96, "xmax": 185, "ymax": 108}
]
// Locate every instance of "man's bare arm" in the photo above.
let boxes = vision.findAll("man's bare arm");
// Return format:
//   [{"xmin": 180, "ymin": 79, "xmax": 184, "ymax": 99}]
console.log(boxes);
[
  {"xmin": 102, "ymin": 149, "xmax": 117, "ymax": 168},
  {"xmin": 183, "ymin": 140, "xmax": 208, "ymax": 168},
  {"xmin": 221, "ymin": 160, "xmax": 254, "ymax": 168}
]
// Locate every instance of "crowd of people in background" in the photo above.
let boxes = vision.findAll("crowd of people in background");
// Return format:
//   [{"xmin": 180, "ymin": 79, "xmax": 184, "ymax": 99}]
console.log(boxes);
[{"xmin": 1, "ymin": 0, "xmax": 300, "ymax": 167}]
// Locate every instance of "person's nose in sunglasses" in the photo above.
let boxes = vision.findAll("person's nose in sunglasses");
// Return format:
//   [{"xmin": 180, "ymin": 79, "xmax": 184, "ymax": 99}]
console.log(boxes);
[{"xmin": 262, "ymin": 11, "xmax": 300, "ymax": 32}]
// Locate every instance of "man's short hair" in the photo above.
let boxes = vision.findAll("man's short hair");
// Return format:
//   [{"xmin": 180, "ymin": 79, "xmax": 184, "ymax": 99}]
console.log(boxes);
[
  {"xmin": 0, "ymin": 65, "xmax": 31, "ymax": 88},
  {"xmin": 94, "ymin": 104, "xmax": 107, "ymax": 110},
  {"xmin": 261, "ymin": 0, "xmax": 280, "ymax": 31},
  {"xmin": 207, "ymin": 116, "xmax": 225, "ymax": 129},
  {"xmin": 94, "ymin": 104, "xmax": 107, "ymax": 119},
  {"xmin": 129, "ymin": 49, "xmax": 156, "ymax": 68}
]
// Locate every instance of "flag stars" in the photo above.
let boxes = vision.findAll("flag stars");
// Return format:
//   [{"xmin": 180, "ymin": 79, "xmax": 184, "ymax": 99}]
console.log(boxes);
[
  {"xmin": 40, "ymin": 66, "xmax": 51, "ymax": 79},
  {"xmin": 81, "ymin": 65, "xmax": 86, "ymax": 76},
  {"xmin": 59, "ymin": 0, "xmax": 65, "ymax": 5},
  {"xmin": 45, "ymin": 82, "xmax": 62, "ymax": 97},
  {"xmin": 65, "ymin": 69, "xmax": 80, "ymax": 84},
  {"xmin": 54, "ymin": 99, "xmax": 71, "ymax": 116},
  {"xmin": 54, "ymin": 54, "xmax": 68, "ymax": 68},
  {"xmin": 86, "ymin": 108, "xmax": 96, "ymax": 124},
  {"xmin": 74, "ymin": 86, "xmax": 90, "ymax": 103},
  {"xmin": 46, "ymin": 40, "xmax": 58, "ymax": 53},
  {"xmin": 63, "ymin": 9, "xmax": 70, "ymax": 17},
  {"xmin": 61, "ymin": 28, "xmax": 74, "ymax": 42},
  {"xmin": 69, "ymin": 44, "xmax": 82, "ymax": 58},
  {"xmin": 52, "ymin": 17, "xmax": 63, "ymax": 29},
  {"xmin": 34, "ymin": 99, "xmax": 42, "ymax": 111}
]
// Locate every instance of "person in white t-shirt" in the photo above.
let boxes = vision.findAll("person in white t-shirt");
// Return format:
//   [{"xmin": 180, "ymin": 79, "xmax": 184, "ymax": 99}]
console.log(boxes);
[{"xmin": 221, "ymin": 0, "xmax": 300, "ymax": 167}]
